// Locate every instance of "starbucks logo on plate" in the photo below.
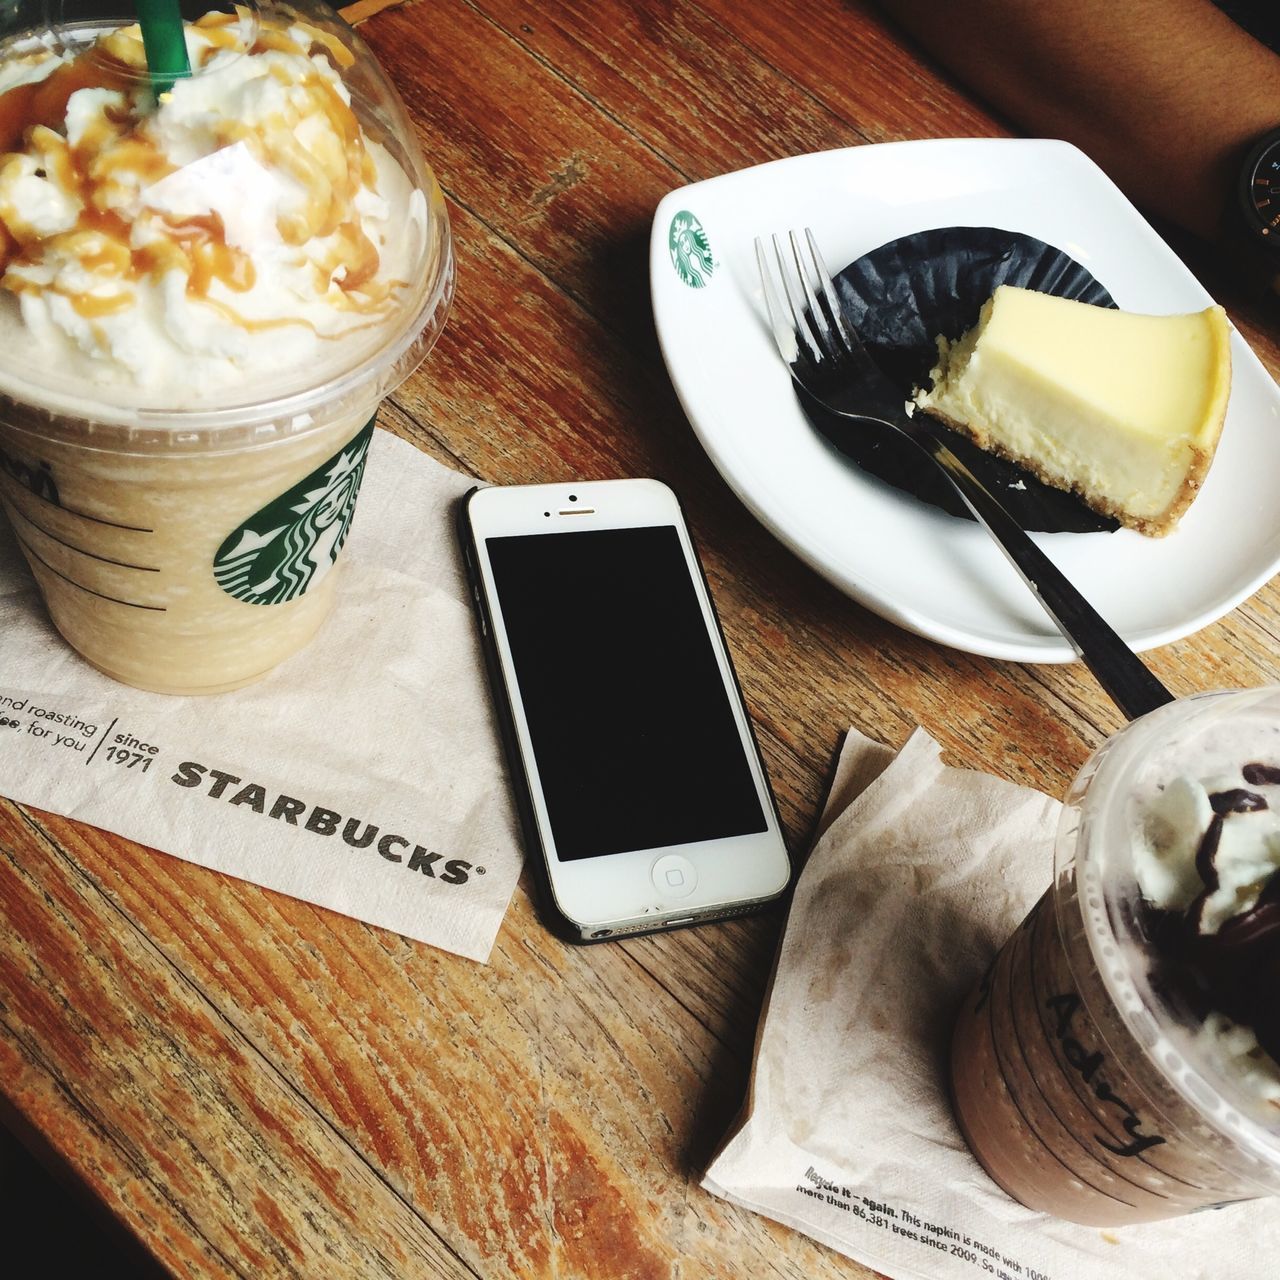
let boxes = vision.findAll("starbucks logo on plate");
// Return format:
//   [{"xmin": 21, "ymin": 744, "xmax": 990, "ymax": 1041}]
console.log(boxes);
[
  {"xmin": 668, "ymin": 210, "xmax": 714, "ymax": 288},
  {"xmin": 214, "ymin": 417, "xmax": 374, "ymax": 606}
]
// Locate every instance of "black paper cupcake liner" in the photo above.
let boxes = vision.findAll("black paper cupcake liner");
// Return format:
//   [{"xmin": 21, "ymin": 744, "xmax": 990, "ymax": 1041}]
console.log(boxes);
[{"xmin": 807, "ymin": 226, "xmax": 1119, "ymax": 533}]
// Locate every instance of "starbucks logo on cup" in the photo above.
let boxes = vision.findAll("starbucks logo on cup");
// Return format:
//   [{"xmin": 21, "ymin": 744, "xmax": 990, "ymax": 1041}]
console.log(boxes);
[
  {"xmin": 668, "ymin": 210, "xmax": 715, "ymax": 288},
  {"xmin": 214, "ymin": 417, "xmax": 374, "ymax": 606}
]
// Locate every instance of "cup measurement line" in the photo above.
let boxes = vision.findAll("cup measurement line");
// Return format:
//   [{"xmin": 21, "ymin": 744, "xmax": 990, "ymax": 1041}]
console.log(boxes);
[
  {"xmin": 59, "ymin": 504, "xmax": 153, "ymax": 533},
  {"xmin": 0, "ymin": 473, "xmax": 153, "ymax": 532},
  {"xmin": 985, "ymin": 923, "xmax": 1142, "ymax": 1209},
  {"xmin": 1025, "ymin": 904, "xmax": 1200, "ymax": 1193},
  {"xmin": 9, "ymin": 504, "xmax": 161, "ymax": 571},
  {"xmin": 14, "ymin": 531, "xmax": 167, "ymax": 611}
]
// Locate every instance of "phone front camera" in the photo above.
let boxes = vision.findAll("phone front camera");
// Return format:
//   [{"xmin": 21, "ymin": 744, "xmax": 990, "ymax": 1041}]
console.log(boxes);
[
  {"xmin": 544, "ymin": 511, "xmax": 550, "ymax": 517},
  {"xmin": 568, "ymin": 494, "xmax": 577, "ymax": 502}
]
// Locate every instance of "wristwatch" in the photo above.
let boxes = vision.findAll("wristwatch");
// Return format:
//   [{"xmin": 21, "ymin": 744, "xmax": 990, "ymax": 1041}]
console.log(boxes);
[{"xmin": 1226, "ymin": 125, "xmax": 1280, "ymax": 296}]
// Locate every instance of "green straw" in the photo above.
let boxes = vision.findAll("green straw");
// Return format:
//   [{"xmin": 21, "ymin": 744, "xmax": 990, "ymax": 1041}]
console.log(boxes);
[{"xmin": 135, "ymin": 0, "xmax": 191, "ymax": 96}]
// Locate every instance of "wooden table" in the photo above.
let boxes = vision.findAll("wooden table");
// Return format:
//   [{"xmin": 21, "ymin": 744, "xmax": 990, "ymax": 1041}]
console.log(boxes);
[{"xmin": 4, "ymin": 3, "xmax": 1279, "ymax": 1277}]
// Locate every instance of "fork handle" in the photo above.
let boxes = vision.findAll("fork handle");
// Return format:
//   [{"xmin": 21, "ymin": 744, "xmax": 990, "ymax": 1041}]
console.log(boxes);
[{"xmin": 918, "ymin": 434, "xmax": 1174, "ymax": 722}]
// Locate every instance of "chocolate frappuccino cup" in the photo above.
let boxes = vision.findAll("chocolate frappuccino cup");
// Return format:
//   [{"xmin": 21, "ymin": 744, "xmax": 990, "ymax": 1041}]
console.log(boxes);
[
  {"xmin": 0, "ymin": 1, "xmax": 453, "ymax": 693},
  {"xmin": 951, "ymin": 690, "xmax": 1280, "ymax": 1226}
]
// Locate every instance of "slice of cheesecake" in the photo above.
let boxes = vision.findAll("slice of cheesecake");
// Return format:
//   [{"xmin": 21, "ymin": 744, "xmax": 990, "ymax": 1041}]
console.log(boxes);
[{"xmin": 914, "ymin": 285, "xmax": 1232, "ymax": 536}]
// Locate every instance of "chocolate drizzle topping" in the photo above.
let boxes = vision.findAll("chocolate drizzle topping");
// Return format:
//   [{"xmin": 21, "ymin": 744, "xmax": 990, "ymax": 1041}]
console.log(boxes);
[
  {"xmin": 1209, "ymin": 788, "xmax": 1268, "ymax": 815},
  {"xmin": 1144, "ymin": 769, "xmax": 1280, "ymax": 1068},
  {"xmin": 1193, "ymin": 813, "xmax": 1224, "ymax": 894}
]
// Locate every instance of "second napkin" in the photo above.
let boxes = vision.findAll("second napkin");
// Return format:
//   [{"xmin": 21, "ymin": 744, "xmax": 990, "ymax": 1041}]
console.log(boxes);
[{"xmin": 703, "ymin": 727, "xmax": 1280, "ymax": 1280}]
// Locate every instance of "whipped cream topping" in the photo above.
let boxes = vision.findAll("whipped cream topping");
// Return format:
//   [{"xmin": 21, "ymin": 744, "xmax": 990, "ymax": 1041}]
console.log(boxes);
[
  {"xmin": 1196, "ymin": 1013, "xmax": 1280, "ymax": 1112},
  {"xmin": 1136, "ymin": 769, "xmax": 1280, "ymax": 932},
  {"xmin": 0, "ymin": 9, "xmax": 425, "ymax": 399}
]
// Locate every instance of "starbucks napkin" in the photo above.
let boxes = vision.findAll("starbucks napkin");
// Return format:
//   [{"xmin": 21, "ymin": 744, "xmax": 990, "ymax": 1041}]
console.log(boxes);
[
  {"xmin": 0, "ymin": 429, "xmax": 519, "ymax": 962},
  {"xmin": 703, "ymin": 727, "xmax": 1280, "ymax": 1280}
]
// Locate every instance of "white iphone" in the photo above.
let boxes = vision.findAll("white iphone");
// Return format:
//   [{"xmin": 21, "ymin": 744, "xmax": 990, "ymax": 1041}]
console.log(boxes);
[{"xmin": 459, "ymin": 478, "xmax": 791, "ymax": 942}]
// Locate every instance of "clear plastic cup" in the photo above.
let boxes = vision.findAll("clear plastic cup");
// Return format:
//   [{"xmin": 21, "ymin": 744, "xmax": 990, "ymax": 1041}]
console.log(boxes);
[
  {"xmin": 951, "ymin": 689, "xmax": 1280, "ymax": 1225},
  {"xmin": 0, "ymin": 1, "xmax": 453, "ymax": 692}
]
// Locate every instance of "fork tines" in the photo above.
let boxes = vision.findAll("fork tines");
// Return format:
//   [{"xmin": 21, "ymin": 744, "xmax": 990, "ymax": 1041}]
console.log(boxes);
[{"xmin": 756, "ymin": 228, "xmax": 857, "ymax": 372}]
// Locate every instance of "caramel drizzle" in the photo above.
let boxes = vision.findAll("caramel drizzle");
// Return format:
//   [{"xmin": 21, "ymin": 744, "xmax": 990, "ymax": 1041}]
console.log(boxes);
[{"xmin": 0, "ymin": 11, "xmax": 391, "ymax": 330}]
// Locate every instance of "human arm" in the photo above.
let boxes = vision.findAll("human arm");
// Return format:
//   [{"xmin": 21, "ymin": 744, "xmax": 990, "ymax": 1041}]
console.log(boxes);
[{"xmin": 878, "ymin": 0, "xmax": 1280, "ymax": 241}]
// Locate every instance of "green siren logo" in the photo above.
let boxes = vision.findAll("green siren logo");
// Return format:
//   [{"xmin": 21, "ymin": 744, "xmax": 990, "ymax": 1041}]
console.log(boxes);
[
  {"xmin": 214, "ymin": 417, "xmax": 374, "ymax": 606},
  {"xmin": 668, "ymin": 210, "xmax": 714, "ymax": 288}
]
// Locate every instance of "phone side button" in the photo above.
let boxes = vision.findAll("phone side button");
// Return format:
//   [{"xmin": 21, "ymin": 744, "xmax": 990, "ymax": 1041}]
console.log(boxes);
[{"xmin": 650, "ymin": 853, "xmax": 697, "ymax": 899}]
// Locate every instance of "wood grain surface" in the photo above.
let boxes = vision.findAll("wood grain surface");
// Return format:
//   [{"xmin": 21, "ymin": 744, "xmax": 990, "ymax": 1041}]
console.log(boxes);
[{"xmin": 4, "ymin": 2, "xmax": 1280, "ymax": 1277}]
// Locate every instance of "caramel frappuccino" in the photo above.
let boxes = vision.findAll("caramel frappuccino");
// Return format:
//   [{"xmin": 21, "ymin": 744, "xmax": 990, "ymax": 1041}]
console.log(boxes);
[{"xmin": 0, "ymin": 3, "xmax": 452, "ymax": 692}]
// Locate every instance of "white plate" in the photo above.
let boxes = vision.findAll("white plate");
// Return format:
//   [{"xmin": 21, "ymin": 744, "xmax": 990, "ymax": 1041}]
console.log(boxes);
[{"xmin": 650, "ymin": 139, "xmax": 1280, "ymax": 663}]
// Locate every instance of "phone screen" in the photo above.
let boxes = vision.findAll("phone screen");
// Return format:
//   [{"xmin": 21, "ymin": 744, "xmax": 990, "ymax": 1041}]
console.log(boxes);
[{"xmin": 484, "ymin": 525, "xmax": 768, "ymax": 862}]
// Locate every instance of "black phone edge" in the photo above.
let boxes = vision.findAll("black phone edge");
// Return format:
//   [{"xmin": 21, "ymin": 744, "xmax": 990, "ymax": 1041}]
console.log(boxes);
[{"xmin": 455, "ymin": 483, "xmax": 793, "ymax": 947}]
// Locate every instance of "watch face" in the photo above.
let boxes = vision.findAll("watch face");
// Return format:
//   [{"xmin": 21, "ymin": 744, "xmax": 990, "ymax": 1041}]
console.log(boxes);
[{"xmin": 1242, "ymin": 130, "xmax": 1280, "ymax": 245}]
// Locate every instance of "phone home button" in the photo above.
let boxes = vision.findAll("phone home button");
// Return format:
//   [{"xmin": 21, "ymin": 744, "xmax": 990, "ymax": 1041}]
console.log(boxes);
[{"xmin": 650, "ymin": 853, "xmax": 697, "ymax": 898}]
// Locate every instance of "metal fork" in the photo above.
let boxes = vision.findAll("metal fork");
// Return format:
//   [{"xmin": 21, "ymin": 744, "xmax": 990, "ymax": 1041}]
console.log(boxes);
[{"xmin": 756, "ymin": 228, "xmax": 1173, "ymax": 722}]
